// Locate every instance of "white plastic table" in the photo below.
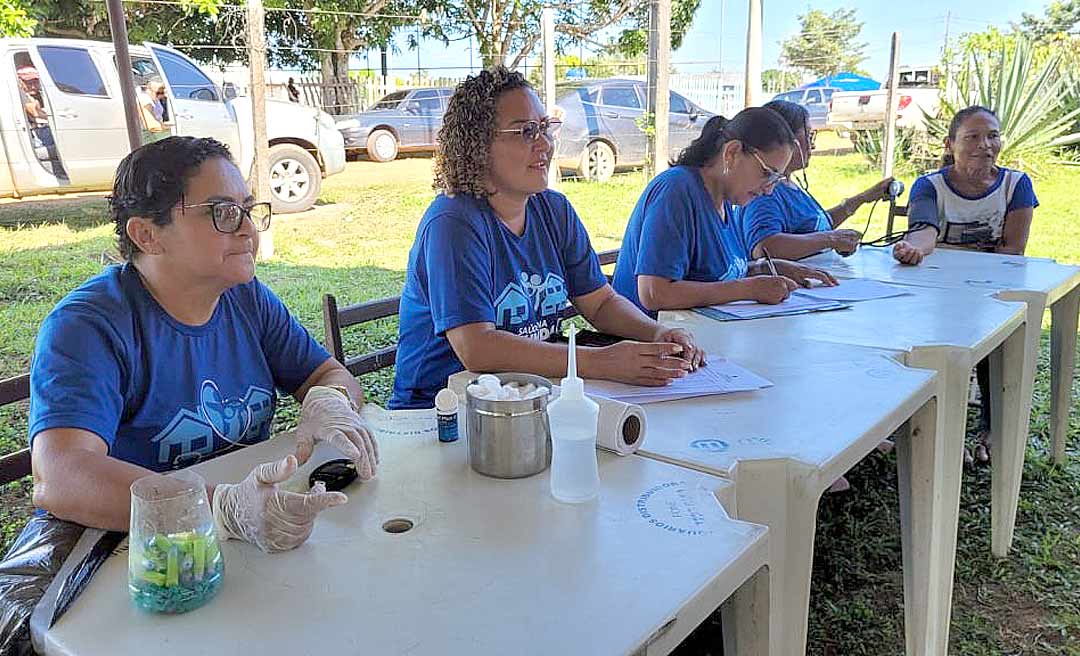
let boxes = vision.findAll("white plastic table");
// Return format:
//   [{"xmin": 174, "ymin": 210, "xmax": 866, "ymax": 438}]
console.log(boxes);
[
  {"xmin": 806, "ymin": 246, "xmax": 1080, "ymax": 463},
  {"xmin": 44, "ymin": 412, "xmax": 771, "ymax": 656},
  {"xmin": 679, "ymin": 283, "xmax": 1031, "ymax": 558},
  {"xmin": 628, "ymin": 335, "xmax": 946, "ymax": 656}
]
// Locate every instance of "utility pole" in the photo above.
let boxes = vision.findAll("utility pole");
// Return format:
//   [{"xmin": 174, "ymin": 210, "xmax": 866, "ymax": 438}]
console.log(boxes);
[
  {"xmin": 744, "ymin": 0, "xmax": 762, "ymax": 107},
  {"xmin": 247, "ymin": 0, "xmax": 272, "ymax": 259},
  {"xmin": 416, "ymin": 24, "xmax": 422, "ymax": 81},
  {"xmin": 105, "ymin": 0, "xmax": 142, "ymax": 151},
  {"xmin": 882, "ymin": 32, "xmax": 902, "ymax": 179},
  {"xmin": 718, "ymin": 0, "xmax": 726, "ymax": 77},
  {"xmin": 943, "ymin": 11, "xmax": 954, "ymax": 100},
  {"xmin": 646, "ymin": 0, "xmax": 672, "ymax": 176},
  {"xmin": 542, "ymin": 7, "xmax": 558, "ymax": 189}
]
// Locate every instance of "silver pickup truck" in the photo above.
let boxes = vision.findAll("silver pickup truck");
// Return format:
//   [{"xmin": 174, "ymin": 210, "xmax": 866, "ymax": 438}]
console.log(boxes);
[{"xmin": 1, "ymin": 38, "xmax": 345, "ymax": 212}]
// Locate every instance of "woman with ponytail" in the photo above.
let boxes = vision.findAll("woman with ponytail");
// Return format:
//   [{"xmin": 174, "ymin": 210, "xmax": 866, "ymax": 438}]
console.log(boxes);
[{"xmin": 611, "ymin": 107, "xmax": 837, "ymax": 317}]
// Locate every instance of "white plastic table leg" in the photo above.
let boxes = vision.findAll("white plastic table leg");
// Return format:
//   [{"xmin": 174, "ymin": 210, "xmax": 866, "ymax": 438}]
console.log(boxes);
[
  {"xmin": 896, "ymin": 396, "xmax": 954, "ymax": 655},
  {"xmin": 731, "ymin": 462, "xmax": 818, "ymax": 656},
  {"xmin": 1050, "ymin": 286, "xmax": 1080, "ymax": 463},
  {"xmin": 722, "ymin": 565, "xmax": 771, "ymax": 656},
  {"xmin": 906, "ymin": 348, "xmax": 968, "ymax": 652},
  {"xmin": 990, "ymin": 324, "xmax": 1032, "ymax": 557}
]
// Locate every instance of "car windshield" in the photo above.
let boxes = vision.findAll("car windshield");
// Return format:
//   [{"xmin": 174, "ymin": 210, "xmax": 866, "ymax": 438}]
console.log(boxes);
[
  {"xmin": 557, "ymin": 84, "xmax": 600, "ymax": 104},
  {"xmin": 370, "ymin": 91, "xmax": 409, "ymax": 110}
]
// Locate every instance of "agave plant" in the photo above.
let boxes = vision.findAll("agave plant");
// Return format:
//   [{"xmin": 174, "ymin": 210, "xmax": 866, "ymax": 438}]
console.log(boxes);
[{"xmin": 926, "ymin": 38, "xmax": 1080, "ymax": 171}]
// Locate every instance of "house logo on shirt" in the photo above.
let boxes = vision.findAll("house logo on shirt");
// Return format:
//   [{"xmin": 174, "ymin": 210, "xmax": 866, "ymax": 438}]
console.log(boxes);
[
  {"xmin": 493, "ymin": 271, "xmax": 568, "ymax": 340},
  {"xmin": 150, "ymin": 380, "xmax": 273, "ymax": 469},
  {"xmin": 724, "ymin": 256, "xmax": 748, "ymax": 281}
]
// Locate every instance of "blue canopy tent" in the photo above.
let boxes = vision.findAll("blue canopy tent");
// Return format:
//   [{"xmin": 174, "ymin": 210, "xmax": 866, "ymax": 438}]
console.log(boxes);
[{"xmin": 800, "ymin": 73, "xmax": 880, "ymax": 91}]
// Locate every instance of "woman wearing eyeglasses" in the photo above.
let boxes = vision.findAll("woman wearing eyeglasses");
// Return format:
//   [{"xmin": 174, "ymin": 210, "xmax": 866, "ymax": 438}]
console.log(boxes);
[
  {"xmin": 28, "ymin": 137, "xmax": 378, "ymax": 553},
  {"xmin": 390, "ymin": 67, "xmax": 703, "ymax": 409},
  {"xmin": 611, "ymin": 107, "xmax": 837, "ymax": 317},
  {"xmin": 738, "ymin": 100, "xmax": 913, "ymax": 262}
]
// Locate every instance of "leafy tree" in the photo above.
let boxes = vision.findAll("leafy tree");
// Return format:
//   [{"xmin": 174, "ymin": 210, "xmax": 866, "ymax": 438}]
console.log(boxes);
[
  {"xmin": 11, "ymin": 0, "xmax": 707, "ymax": 88},
  {"xmin": 0, "ymin": 0, "xmax": 35, "ymax": 37},
  {"xmin": 780, "ymin": 8, "xmax": 867, "ymax": 78},
  {"xmin": 414, "ymin": 0, "xmax": 705, "ymax": 70},
  {"xmin": 1017, "ymin": 0, "xmax": 1080, "ymax": 40},
  {"xmin": 610, "ymin": 0, "xmax": 701, "ymax": 58},
  {"xmin": 762, "ymin": 69, "xmax": 802, "ymax": 94}
]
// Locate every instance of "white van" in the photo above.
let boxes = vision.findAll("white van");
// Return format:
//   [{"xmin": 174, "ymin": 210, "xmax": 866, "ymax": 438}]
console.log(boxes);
[{"xmin": 1, "ymin": 38, "xmax": 345, "ymax": 213}]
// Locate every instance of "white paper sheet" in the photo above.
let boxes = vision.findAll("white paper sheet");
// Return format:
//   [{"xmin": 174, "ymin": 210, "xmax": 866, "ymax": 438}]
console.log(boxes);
[
  {"xmin": 585, "ymin": 358, "xmax": 773, "ymax": 404},
  {"xmin": 703, "ymin": 294, "xmax": 848, "ymax": 320},
  {"xmin": 793, "ymin": 278, "xmax": 912, "ymax": 302}
]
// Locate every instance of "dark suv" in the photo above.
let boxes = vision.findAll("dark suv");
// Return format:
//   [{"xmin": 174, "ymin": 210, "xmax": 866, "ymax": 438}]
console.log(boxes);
[
  {"xmin": 334, "ymin": 87, "xmax": 454, "ymax": 162},
  {"xmin": 556, "ymin": 78, "xmax": 713, "ymax": 182}
]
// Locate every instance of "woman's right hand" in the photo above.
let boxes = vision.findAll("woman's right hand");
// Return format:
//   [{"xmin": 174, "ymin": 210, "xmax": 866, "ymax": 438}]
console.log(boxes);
[
  {"xmin": 212, "ymin": 455, "xmax": 347, "ymax": 553},
  {"xmin": 829, "ymin": 229, "xmax": 862, "ymax": 256},
  {"xmin": 746, "ymin": 275, "xmax": 797, "ymax": 305},
  {"xmin": 591, "ymin": 341, "xmax": 693, "ymax": 386},
  {"xmin": 893, "ymin": 240, "xmax": 925, "ymax": 265}
]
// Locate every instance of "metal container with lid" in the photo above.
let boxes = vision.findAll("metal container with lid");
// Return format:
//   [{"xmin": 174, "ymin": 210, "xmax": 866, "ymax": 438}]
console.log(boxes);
[{"xmin": 465, "ymin": 373, "xmax": 553, "ymax": 479}]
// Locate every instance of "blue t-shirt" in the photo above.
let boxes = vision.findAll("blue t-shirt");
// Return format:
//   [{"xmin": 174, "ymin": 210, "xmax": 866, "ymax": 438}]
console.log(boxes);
[
  {"xmin": 29, "ymin": 264, "xmax": 330, "ymax": 472},
  {"xmin": 390, "ymin": 190, "xmax": 607, "ymax": 409},
  {"xmin": 612, "ymin": 165, "xmax": 748, "ymax": 317},
  {"xmin": 739, "ymin": 181, "xmax": 833, "ymax": 256}
]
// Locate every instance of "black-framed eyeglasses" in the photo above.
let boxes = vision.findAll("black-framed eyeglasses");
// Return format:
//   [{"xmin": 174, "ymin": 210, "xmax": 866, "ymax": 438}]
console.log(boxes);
[
  {"xmin": 183, "ymin": 201, "xmax": 272, "ymax": 233},
  {"xmin": 495, "ymin": 118, "xmax": 563, "ymax": 143},
  {"xmin": 749, "ymin": 149, "xmax": 787, "ymax": 187}
]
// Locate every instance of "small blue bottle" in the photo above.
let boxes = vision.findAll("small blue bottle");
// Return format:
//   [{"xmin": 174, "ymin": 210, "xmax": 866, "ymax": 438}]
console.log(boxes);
[{"xmin": 435, "ymin": 388, "xmax": 459, "ymax": 443}]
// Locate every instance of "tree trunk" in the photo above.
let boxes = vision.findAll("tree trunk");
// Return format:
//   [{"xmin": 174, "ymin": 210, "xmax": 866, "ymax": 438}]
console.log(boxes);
[{"xmin": 320, "ymin": 53, "xmax": 338, "ymax": 114}]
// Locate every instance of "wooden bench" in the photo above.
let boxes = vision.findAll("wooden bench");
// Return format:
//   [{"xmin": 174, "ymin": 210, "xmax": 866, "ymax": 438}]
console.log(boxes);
[
  {"xmin": 0, "ymin": 373, "xmax": 31, "ymax": 486},
  {"xmin": 323, "ymin": 248, "xmax": 621, "ymax": 376}
]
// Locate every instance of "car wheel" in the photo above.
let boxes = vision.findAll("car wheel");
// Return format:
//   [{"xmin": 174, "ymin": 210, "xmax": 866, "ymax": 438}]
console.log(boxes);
[
  {"xmin": 367, "ymin": 129, "xmax": 399, "ymax": 163},
  {"xmin": 578, "ymin": 140, "xmax": 616, "ymax": 182},
  {"xmin": 268, "ymin": 143, "xmax": 322, "ymax": 214}
]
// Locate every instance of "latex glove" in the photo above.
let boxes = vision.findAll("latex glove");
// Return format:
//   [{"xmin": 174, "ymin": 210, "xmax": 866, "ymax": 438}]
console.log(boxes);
[
  {"xmin": 212, "ymin": 455, "xmax": 347, "ymax": 553},
  {"xmin": 295, "ymin": 386, "xmax": 379, "ymax": 480}
]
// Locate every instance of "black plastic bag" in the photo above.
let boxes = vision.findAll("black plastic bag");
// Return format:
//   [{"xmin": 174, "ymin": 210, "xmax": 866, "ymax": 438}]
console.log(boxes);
[{"xmin": 0, "ymin": 514, "xmax": 123, "ymax": 656}]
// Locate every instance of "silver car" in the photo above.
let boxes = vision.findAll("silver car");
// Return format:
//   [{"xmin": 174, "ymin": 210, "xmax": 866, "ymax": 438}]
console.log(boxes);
[
  {"xmin": 555, "ymin": 79, "xmax": 714, "ymax": 182},
  {"xmin": 334, "ymin": 88, "xmax": 454, "ymax": 162}
]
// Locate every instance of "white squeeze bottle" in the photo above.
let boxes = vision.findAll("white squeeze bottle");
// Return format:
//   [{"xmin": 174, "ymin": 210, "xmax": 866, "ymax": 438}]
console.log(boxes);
[{"xmin": 548, "ymin": 326, "xmax": 601, "ymax": 503}]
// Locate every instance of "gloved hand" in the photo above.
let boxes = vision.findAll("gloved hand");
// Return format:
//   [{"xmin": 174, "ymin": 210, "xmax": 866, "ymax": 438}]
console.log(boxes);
[
  {"xmin": 212, "ymin": 454, "xmax": 347, "ymax": 553},
  {"xmin": 294, "ymin": 386, "xmax": 379, "ymax": 480}
]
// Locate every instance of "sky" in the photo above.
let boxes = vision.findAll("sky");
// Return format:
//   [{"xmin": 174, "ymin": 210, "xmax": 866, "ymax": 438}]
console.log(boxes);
[{"xmin": 353, "ymin": 0, "xmax": 1051, "ymax": 82}]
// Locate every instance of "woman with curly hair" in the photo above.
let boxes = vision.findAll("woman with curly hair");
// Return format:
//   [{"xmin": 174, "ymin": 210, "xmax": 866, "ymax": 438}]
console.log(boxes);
[{"xmin": 390, "ymin": 67, "xmax": 704, "ymax": 409}]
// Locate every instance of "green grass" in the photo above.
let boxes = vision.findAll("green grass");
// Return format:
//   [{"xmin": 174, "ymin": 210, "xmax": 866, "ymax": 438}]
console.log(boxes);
[{"xmin": 2, "ymin": 154, "xmax": 1080, "ymax": 654}]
